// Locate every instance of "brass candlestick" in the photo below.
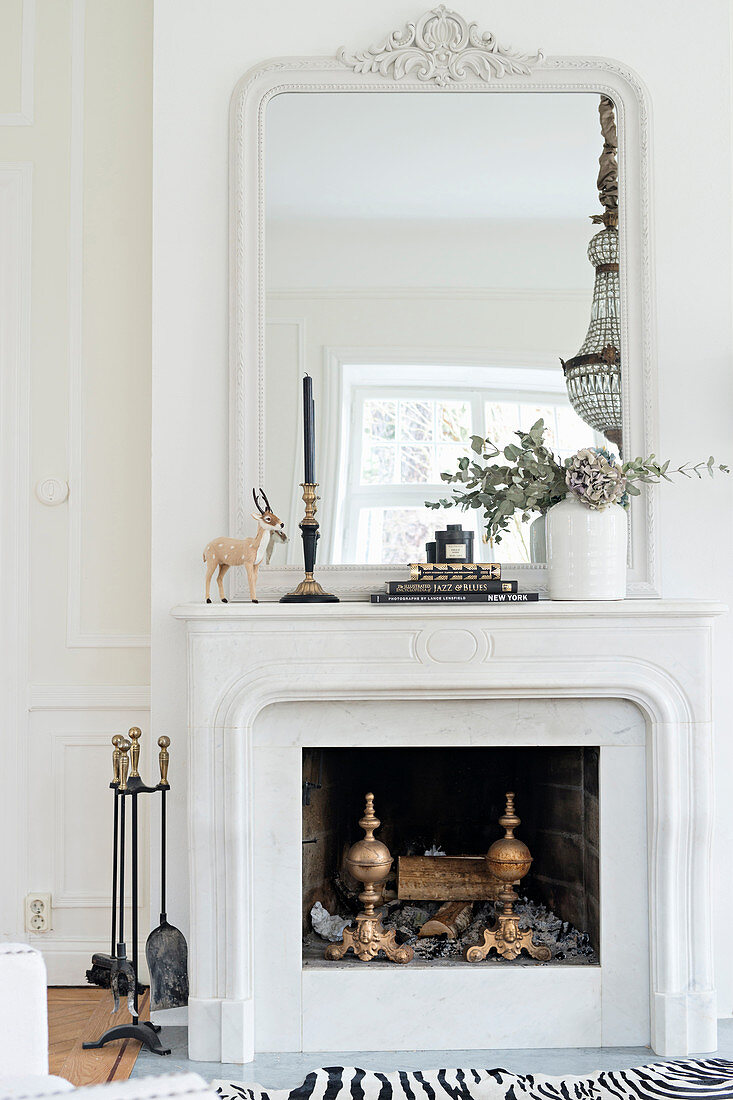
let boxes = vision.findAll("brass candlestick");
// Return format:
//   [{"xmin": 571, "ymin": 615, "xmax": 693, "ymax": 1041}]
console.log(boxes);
[
  {"xmin": 465, "ymin": 792, "xmax": 551, "ymax": 963},
  {"xmin": 280, "ymin": 482, "xmax": 339, "ymax": 603},
  {"xmin": 325, "ymin": 793, "xmax": 413, "ymax": 963}
]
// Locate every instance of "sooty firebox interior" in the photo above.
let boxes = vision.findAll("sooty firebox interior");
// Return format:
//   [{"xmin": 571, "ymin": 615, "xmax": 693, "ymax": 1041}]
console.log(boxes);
[{"xmin": 302, "ymin": 746, "xmax": 599, "ymax": 966}]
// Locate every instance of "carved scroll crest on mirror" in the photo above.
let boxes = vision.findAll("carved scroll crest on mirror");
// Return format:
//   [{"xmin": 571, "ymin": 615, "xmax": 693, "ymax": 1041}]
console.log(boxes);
[{"xmin": 338, "ymin": 5, "xmax": 542, "ymax": 86}]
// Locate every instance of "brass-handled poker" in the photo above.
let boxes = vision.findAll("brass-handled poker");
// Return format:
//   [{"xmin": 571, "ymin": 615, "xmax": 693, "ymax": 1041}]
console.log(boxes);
[
  {"xmin": 110, "ymin": 736, "xmax": 124, "ymax": 957},
  {"xmin": 158, "ymin": 735, "xmax": 170, "ymax": 788},
  {"xmin": 112, "ymin": 734, "xmax": 124, "ymax": 787},
  {"xmin": 118, "ymin": 737, "xmax": 130, "ymax": 792},
  {"xmin": 129, "ymin": 726, "xmax": 142, "ymax": 778}
]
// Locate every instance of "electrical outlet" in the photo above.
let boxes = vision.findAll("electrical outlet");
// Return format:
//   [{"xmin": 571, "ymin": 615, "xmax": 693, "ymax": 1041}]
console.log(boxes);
[{"xmin": 25, "ymin": 893, "xmax": 52, "ymax": 933}]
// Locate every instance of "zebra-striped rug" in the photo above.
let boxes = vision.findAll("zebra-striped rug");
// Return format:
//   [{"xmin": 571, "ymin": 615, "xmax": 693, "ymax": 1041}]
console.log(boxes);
[{"xmin": 214, "ymin": 1061, "xmax": 733, "ymax": 1100}]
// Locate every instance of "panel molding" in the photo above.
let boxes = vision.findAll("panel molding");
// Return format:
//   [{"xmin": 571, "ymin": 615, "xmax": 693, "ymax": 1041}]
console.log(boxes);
[
  {"xmin": 38, "ymin": 938, "xmax": 151, "ymax": 986},
  {"xmin": 0, "ymin": 0, "xmax": 35, "ymax": 126},
  {"xmin": 28, "ymin": 684, "xmax": 151, "ymax": 710},
  {"xmin": 0, "ymin": 162, "xmax": 33, "ymax": 942},
  {"xmin": 65, "ymin": 0, "xmax": 150, "ymax": 649},
  {"xmin": 52, "ymin": 731, "xmax": 149, "ymax": 908}
]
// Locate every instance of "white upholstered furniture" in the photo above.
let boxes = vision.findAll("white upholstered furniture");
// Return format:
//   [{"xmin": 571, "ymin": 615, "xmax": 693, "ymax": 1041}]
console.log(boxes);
[
  {"xmin": 0, "ymin": 942, "xmax": 71, "ymax": 1095},
  {"xmin": 0, "ymin": 942, "xmax": 215, "ymax": 1099}
]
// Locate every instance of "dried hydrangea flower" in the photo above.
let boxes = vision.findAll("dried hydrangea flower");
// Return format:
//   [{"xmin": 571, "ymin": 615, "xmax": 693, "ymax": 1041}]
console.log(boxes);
[{"xmin": 565, "ymin": 447, "xmax": 627, "ymax": 510}]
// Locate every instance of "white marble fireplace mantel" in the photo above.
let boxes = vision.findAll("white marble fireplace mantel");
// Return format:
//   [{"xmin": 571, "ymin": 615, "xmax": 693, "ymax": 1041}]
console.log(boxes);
[{"xmin": 172, "ymin": 599, "xmax": 725, "ymax": 1063}]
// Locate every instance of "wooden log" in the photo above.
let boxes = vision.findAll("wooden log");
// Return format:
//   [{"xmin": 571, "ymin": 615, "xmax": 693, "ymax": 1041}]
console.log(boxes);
[
  {"xmin": 397, "ymin": 855, "xmax": 510, "ymax": 901},
  {"xmin": 419, "ymin": 901, "xmax": 474, "ymax": 939}
]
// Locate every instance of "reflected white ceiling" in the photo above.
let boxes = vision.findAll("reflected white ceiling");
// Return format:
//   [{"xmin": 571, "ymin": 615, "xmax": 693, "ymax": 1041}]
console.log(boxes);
[{"xmin": 266, "ymin": 92, "xmax": 604, "ymax": 221}]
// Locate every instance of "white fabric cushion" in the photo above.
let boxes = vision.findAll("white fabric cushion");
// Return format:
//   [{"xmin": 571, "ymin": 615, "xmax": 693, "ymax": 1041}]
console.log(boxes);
[
  {"xmin": 0, "ymin": 1072, "xmax": 74, "ymax": 1096},
  {"xmin": 0, "ymin": 944, "xmax": 49, "ymax": 1077},
  {"xmin": 0, "ymin": 1071, "xmax": 215, "ymax": 1099},
  {"xmin": 69, "ymin": 1072, "xmax": 216, "ymax": 1098}
]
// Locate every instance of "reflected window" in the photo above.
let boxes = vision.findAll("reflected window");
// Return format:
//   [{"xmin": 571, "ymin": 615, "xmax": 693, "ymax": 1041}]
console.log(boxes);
[{"xmin": 334, "ymin": 367, "xmax": 603, "ymax": 565}]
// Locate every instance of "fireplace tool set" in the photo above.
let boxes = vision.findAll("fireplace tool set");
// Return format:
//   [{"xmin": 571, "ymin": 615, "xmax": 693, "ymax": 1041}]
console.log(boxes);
[
  {"xmin": 83, "ymin": 729, "xmax": 188, "ymax": 1056},
  {"xmin": 324, "ymin": 791, "xmax": 549, "ymax": 964}
]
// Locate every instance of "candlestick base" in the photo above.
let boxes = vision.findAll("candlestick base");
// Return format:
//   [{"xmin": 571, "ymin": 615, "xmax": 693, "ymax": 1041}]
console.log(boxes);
[{"xmin": 280, "ymin": 574, "xmax": 339, "ymax": 603}]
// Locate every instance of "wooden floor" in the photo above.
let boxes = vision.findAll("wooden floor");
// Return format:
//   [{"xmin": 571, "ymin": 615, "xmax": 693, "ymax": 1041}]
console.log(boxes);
[{"xmin": 48, "ymin": 986, "xmax": 147, "ymax": 1086}]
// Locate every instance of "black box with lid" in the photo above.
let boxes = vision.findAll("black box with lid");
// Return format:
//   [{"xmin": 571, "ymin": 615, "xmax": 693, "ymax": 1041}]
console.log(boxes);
[{"xmin": 434, "ymin": 524, "xmax": 474, "ymax": 564}]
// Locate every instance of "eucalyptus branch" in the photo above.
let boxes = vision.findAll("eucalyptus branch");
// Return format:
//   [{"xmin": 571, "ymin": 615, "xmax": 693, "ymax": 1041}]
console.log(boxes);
[
  {"xmin": 426, "ymin": 420, "xmax": 729, "ymax": 542},
  {"xmin": 622, "ymin": 455, "xmax": 730, "ymax": 496},
  {"xmin": 426, "ymin": 420, "xmax": 567, "ymax": 544}
]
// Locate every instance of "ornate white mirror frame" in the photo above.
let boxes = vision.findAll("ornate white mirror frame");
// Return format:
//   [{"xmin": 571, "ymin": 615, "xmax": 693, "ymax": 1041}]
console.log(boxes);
[{"xmin": 229, "ymin": 7, "xmax": 659, "ymax": 600}]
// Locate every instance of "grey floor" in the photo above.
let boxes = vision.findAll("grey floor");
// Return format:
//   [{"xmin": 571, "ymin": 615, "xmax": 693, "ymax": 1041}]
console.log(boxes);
[{"xmin": 131, "ymin": 1019, "xmax": 733, "ymax": 1089}]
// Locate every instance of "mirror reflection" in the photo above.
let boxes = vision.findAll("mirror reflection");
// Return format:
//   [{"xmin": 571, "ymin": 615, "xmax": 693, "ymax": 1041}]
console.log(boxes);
[{"xmin": 265, "ymin": 92, "xmax": 621, "ymax": 565}]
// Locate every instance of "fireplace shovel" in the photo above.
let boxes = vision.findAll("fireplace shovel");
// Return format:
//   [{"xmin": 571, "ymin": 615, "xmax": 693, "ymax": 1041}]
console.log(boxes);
[{"xmin": 146, "ymin": 738, "xmax": 189, "ymax": 1011}]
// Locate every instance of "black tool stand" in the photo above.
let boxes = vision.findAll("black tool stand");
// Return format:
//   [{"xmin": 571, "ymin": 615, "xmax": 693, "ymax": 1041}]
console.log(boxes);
[
  {"xmin": 83, "ymin": 1017, "xmax": 168, "ymax": 1055},
  {"xmin": 83, "ymin": 772, "xmax": 171, "ymax": 1056}
]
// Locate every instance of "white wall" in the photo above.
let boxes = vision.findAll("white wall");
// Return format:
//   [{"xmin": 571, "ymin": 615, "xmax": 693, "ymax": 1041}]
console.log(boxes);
[
  {"xmin": 0, "ymin": 0, "xmax": 151, "ymax": 981},
  {"xmin": 267, "ymin": 218, "xmax": 594, "ymax": 289},
  {"xmin": 153, "ymin": 0, "xmax": 733, "ymax": 1018}
]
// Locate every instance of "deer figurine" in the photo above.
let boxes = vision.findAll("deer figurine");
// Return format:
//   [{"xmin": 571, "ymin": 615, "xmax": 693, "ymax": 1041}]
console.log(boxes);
[{"xmin": 203, "ymin": 488, "xmax": 287, "ymax": 604}]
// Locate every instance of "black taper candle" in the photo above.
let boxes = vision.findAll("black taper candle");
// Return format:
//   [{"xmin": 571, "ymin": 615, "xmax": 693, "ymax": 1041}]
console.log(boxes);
[{"xmin": 303, "ymin": 374, "xmax": 315, "ymax": 483}]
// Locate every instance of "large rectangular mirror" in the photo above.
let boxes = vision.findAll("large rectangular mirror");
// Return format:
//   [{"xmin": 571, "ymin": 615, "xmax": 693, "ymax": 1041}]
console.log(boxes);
[{"xmin": 264, "ymin": 90, "xmax": 621, "ymax": 567}]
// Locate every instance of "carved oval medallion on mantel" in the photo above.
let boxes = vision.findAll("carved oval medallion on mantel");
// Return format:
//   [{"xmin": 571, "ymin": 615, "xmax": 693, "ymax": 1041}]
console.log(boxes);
[{"xmin": 419, "ymin": 627, "xmax": 491, "ymax": 663}]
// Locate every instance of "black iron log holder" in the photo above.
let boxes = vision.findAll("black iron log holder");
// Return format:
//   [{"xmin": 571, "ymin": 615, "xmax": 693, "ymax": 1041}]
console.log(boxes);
[{"xmin": 83, "ymin": 731, "xmax": 172, "ymax": 1057}]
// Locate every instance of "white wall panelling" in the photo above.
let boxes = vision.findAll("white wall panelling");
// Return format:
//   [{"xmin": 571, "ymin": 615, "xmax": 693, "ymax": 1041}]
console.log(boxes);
[
  {"xmin": 51, "ymin": 731, "xmax": 149, "ymax": 909},
  {"xmin": 28, "ymin": 685, "xmax": 151, "ymax": 711},
  {"xmin": 29, "ymin": 703, "xmax": 151, "ymax": 982},
  {"xmin": 65, "ymin": 0, "xmax": 150, "ymax": 650},
  {"xmin": 0, "ymin": 0, "xmax": 35, "ymax": 126},
  {"xmin": 0, "ymin": 1, "xmax": 152, "ymax": 979},
  {"xmin": 0, "ymin": 163, "xmax": 32, "ymax": 943}
]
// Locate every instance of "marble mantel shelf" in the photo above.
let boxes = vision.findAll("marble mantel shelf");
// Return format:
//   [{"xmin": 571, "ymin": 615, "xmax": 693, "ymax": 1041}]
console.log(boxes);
[{"xmin": 173, "ymin": 598, "xmax": 726, "ymax": 622}]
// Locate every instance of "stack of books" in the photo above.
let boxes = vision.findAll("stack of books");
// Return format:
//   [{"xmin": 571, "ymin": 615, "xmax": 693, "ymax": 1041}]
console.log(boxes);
[{"xmin": 371, "ymin": 563, "xmax": 539, "ymax": 604}]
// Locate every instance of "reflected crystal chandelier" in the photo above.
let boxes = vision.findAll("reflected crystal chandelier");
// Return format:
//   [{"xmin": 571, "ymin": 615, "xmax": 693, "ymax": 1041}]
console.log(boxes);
[{"xmin": 561, "ymin": 96, "xmax": 622, "ymax": 452}]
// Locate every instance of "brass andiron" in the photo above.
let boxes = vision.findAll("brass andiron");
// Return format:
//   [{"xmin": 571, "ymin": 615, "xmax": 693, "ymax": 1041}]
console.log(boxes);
[
  {"xmin": 325, "ymin": 793, "xmax": 413, "ymax": 963},
  {"xmin": 465, "ymin": 792, "xmax": 551, "ymax": 963},
  {"xmin": 280, "ymin": 483, "xmax": 339, "ymax": 603}
]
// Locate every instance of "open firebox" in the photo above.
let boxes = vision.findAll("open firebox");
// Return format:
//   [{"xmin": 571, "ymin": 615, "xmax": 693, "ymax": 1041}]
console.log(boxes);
[{"xmin": 302, "ymin": 746, "xmax": 599, "ymax": 967}]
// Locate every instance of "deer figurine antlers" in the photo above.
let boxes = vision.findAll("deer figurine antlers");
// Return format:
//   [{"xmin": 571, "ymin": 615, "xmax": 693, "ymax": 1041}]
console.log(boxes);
[{"xmin": 203, "ymin": 488, "xmax": 287, "ymax": 604}]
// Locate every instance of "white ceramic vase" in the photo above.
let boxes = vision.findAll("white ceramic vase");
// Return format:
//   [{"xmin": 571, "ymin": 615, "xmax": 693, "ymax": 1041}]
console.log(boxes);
[{"xmin": 546, "ymin": 493, "xmax": 627, "ymax": 600}]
